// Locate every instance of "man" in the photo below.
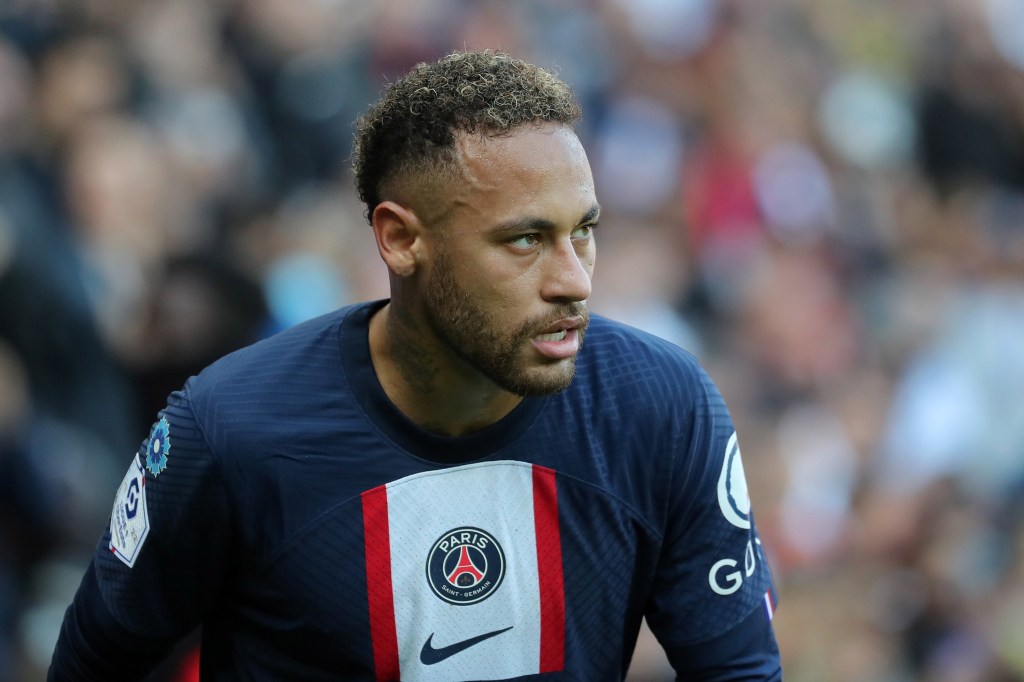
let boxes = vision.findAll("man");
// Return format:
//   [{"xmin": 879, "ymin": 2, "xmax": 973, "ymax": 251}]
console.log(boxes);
[{"xmin": 50, "ymin": 51, "xmax": 781, "ymax": 680}]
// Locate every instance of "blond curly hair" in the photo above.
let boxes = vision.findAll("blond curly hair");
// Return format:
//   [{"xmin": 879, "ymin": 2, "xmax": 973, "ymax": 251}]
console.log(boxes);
[{"xmin": 352, "ymin": 50, "xmax": 581, "ymax": 221}]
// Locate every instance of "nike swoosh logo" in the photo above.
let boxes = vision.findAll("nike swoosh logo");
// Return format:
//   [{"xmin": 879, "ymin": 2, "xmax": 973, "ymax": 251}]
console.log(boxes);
[{"xmin": 420, "ymin": 626, "xmax": 514, "ymax": 665}]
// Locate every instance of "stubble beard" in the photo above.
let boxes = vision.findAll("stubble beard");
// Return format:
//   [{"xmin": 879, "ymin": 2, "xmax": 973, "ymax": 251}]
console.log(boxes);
[{"xmin": 423, "ymin": 245, "xmax": 587, "ymax": 397}]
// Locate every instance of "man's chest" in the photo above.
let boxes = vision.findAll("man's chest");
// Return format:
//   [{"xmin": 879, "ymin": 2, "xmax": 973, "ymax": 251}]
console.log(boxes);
[{"xmin": 230, "ymin": 459, "xmax": 659, "ymax": 680}]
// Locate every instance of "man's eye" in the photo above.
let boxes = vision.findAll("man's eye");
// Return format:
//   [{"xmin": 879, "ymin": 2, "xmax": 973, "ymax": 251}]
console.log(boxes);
[
  {"xmin": 572, "ymin": 223, "xmax": 597, "ymax": 240},
  {"xmin": 509, "ymin": 234, "xmax": 540, "ymax": 249}
]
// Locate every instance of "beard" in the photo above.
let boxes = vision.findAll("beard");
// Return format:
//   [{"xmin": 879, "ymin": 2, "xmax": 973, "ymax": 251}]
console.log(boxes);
[{"xmin": 423, "ymin": 244, "xmax": 587, "ymax": 396}]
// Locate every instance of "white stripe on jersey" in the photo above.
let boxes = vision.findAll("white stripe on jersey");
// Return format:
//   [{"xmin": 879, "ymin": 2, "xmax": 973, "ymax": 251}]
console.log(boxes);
[{"xmin": 383, "ymin": 460, "xmax": 545, "ymax": 681}]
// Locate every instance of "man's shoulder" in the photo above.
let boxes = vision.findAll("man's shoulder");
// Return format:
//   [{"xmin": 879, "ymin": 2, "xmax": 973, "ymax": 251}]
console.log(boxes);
[
  {"xmin": 185, "ymin": 301, "xmax": 375, "ymax": 403},
  {"xmin": 170, "ymin": 303, "xmax": 378, "ymax": 461},
  {"xmin": 569, "ymin": 311, "xmax": 712, "ymax": 413},
  {"xmin": 200, "ymin": 310, "xmax": 345, "ymax": 380},
  {"xmin": 573, "ymin": 313, "xmax": 713, "ymax": 414},
  {"xmin": 583, "ymin": 313, "xmax": 704, "ymax": 378}
]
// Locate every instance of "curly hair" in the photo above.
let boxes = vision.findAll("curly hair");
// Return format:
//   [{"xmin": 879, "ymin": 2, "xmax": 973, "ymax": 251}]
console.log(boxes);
[{"xmin": 352, "ymin": 50, "xmax": 581, "ymax": 222}]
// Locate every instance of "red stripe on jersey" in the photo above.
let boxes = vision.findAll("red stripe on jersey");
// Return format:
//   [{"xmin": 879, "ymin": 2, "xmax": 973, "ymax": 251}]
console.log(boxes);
[
  {"xmin": 362, "ymin": 485, "xmax": 400, "ymax": 681},
  {"xmin": 764, "ymin": 589, "xmax": 776, "ymax": 621},
  {"xmin": 532, "ymin": 465, "xmax": 565, "ymax": 672}
]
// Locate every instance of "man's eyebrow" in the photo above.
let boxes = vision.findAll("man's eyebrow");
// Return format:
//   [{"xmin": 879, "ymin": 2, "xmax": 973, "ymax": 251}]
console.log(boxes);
[
  {"xmin": 491, "ymin": 216, "xmax": 557, "ymax": 234},
  {"xmin": 490, "ymin": 203, "xmax": 602, "ymax": 234}
]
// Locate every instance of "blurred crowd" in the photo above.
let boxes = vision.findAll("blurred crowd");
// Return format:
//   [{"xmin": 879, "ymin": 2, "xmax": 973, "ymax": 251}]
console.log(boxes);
[{"xmin": 2, "ymin": 0, "xmax": 1024, "ymax": 680}]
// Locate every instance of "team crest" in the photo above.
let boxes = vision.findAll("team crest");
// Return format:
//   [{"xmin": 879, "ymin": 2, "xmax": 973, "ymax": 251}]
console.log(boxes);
[
  {"xmin": 426, "ymin": 527, "xmax": 505, "ymax": 605},
  {"xmin": 145, "ymin": 417, "xmax": 171, "ymax": 476}
]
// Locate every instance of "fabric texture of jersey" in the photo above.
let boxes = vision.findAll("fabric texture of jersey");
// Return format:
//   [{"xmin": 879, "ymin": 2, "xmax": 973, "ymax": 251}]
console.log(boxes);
[{"xmin": 50, "ymin": 299, "xmax": 782, "ymax": 681}]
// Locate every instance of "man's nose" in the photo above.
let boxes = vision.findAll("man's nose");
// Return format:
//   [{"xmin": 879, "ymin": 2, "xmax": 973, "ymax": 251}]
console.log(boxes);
[{"xmin": 540, "ymin": 239, "xmax": 593, "ymax": 303}]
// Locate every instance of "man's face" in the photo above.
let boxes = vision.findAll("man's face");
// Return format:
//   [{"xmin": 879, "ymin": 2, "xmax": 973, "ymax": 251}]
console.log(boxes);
[{"xmin": 420, "ymin": 124, "xmax": 599, "ymax": 396}]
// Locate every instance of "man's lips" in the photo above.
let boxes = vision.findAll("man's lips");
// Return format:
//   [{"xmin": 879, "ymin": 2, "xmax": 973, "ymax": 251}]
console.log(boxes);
[
  {"xmin": 531, "ymin": 316, "xmax": 585, "ymax": 359},
  {"xmin": 536, "ymin": 316, "xmax": 585, "ymax": 336}
]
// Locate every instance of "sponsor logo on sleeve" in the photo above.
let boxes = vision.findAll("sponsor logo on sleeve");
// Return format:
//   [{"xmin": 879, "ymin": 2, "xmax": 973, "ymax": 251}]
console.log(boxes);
[
  {"xmin": 709, "ymin": 432, "xmax": 760, "ymax": 596},
  {"xmin": 425, "ymin": 527, "xmax": 505, "ymax": 605},
  {"xmin": 717, "ymin": 432, "xmax": 750, "ymax": 530},
  {"xmin": 145, "ymin": 417, "xmax": 171, "ymax": 476},
  {"xmin": 110, "ymin": 454, "xmax": 150, "ymax": 568}
]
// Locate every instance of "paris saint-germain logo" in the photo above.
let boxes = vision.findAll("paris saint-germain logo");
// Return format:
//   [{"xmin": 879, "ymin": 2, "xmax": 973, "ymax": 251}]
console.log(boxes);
[{"xmin": 426, "ymin": 527, "xmax": 505, "ymax": 605}]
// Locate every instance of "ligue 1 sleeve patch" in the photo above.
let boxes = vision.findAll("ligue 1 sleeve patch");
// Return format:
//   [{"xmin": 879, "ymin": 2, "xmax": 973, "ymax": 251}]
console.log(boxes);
[
  {"xmin": 109, "ymin": 454, "xmax": 150, "ymax": 568},
  {"xmin": 145, "ymin": 416, "xmax": 171, "ymax": 476}
]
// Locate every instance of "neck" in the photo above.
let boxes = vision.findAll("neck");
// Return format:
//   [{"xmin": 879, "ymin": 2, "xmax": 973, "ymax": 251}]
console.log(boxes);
[{"xmin": 368, "ymin": 302, "xmax": 523, "ymax": 437}]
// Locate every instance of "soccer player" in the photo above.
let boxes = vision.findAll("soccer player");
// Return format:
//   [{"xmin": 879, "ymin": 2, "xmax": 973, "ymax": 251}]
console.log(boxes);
[{"xmin": 50, "ymin": 51, "xmax": 782, "ymax": 680}]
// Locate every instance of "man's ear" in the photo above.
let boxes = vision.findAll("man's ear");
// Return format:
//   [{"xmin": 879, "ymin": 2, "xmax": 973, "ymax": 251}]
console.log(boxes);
[{"xmin": 372, "ymin": 201, "xmax": 423, "ymax": 277}]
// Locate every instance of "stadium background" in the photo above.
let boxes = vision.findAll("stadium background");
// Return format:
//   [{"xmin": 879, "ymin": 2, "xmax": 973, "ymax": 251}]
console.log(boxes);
[{"xmin": 2, "ymin": 0, "xmax": 1024, "ymax": 680}]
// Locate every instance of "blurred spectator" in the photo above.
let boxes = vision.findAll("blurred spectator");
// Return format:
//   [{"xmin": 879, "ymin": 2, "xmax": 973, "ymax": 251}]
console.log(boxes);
[{"xmin": 124, "ymin": 252, "xmax": 270, "ymax": 431}]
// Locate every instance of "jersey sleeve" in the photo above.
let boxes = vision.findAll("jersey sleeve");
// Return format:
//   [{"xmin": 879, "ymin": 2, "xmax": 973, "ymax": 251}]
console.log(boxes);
[
  {"xmin": 645, "ymin": 365, "xmax": 782, "ymax": 680},
  {"xmin": 49, "ymin": 385, "xmax": 234, "ymax": 681}
]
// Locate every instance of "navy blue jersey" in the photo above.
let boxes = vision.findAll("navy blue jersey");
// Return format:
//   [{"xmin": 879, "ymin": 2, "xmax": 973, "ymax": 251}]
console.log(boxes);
[{"xmin": 50, "ymin": 300, "xmax": 781, "ymax": 681}]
